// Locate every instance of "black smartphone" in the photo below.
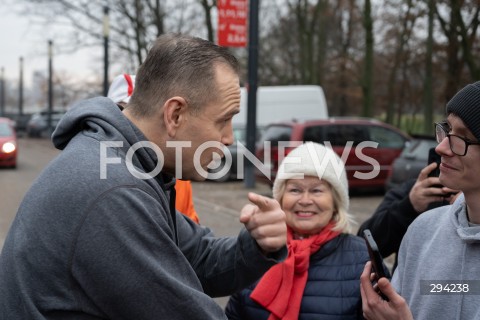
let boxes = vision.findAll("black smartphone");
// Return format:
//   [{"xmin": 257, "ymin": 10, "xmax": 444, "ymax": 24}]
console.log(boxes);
[
  {"xmin": 363, "ymin": 229, "xmax": 389, "ymax": 300},
  {"xmin": 427, "ymin": 148, "xmax": 457, "ymax": 209},
  {"xmin": 363, "ymin": 229, "xmax": 387, "ymax": 279},
  {"xmin": 427, "ymin": 148, "xmax": 441, "ymax": 179}
]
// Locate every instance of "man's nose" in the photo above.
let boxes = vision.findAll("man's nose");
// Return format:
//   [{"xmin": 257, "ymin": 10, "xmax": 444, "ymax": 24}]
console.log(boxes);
[{"xmin": 222, "ymin": 126, "xmax": 234, "ymax": 146}]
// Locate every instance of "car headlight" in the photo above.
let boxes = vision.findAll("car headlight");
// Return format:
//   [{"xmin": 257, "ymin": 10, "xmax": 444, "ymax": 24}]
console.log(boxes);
[{"xmin": 2, "ymin": 142, "xmax": 16, "ymax": 153}]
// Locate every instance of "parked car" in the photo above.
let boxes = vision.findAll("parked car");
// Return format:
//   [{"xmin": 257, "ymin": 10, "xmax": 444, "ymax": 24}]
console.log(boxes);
[
  {"xmin": 3, "ymin": 113, "xmax": 32, "ymax": 135},
  {"xmin": 384, "ymin": 135, "xmax": 438, "ymax": 191},
  {"xmin": 26, "ymin": 110, "xmax": 65, "ymax": 138},
  {"xmin": 0, "ymin": 117, "xmax": 18, "ymax": 168},
  {"xmin": 254, "ymin": 117, "xmax": 411, "ymax": 190},
  {"xmin": 207, "ymin": 124, "xmax": 264, "ymax": 182}
]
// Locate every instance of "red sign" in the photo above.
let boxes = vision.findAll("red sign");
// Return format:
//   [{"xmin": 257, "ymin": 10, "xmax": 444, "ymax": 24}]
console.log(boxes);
[{"xmin": 217, "ymin": 0, "xmax": 248, "ymax": 47}]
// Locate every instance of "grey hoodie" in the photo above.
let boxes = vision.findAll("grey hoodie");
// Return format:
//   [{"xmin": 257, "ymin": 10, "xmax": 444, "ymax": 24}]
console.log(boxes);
[
  {"xmin": 0, "ymin": 97, "xmax": 285, "ymax": 320},
  {"xmin": 392, "ymin": 193, "xmax": 480, "ymax": 320}
]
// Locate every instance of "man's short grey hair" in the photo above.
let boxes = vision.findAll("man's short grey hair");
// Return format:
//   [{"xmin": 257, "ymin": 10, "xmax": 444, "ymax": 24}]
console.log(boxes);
[{"xmin": 129, "ymin": 33, "xmax": 240, "ymax": 118}]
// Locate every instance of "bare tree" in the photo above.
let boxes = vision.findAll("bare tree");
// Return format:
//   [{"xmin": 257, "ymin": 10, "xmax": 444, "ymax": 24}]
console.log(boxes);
[
  {"xmin": 423, "ymin": 0, "xmax": 434, "ymax": 133},
  {"xmin": 361, "ymin": 0, "xmax": 374, "ymax": 117},
  {"xmin": 17, "ymin": 0, "xmax": 209, "ymax": 108},
  {"xmin": 20, "ymin": 0, "xmax": 208, "ymax": 68},
  {"xmin": 284, "ymin": 0, "xmax": 327, "ymax": 84},
  {"xmin": 15, "ymin": 0, "xmax": 480, "ymax": 134},
  {"xmin": 384, "ymin": 0, "xmax": 417, "ymax": 125},
  {"xmin": 198, "ymin": 0, "xmax": 216, "ymax": 42},
  {"xmin": 452, "ymin": 0, "xmax": 480, "ymax": 80},
  {"xmin": 255, "ymin": 0, "xmax": 368, "ymax": 116},
  {"xmin": 328, "ymin": 0, "xmax": 361, "ymax": 116},
  {"xmin": 435, "ymin": 0, "xmax": 466, "ymax": 102}
]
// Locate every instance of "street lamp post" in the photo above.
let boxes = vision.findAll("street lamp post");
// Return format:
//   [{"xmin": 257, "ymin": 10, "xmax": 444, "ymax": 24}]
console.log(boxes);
[
  {"xmin": 47, "ymin": 40, "xmax": 53, "ymax": 135},
  {"xmin": 18, "ymin": 57, "xmax": 24, "ymax": 116},
  {"xmin": 0, "ymin": 67, "xmax": 5, "ymax": 117},
  {"xmin": 244, "ymin": 0, "xmax": 259, "ymax": 188},
  {"xmin": 103, "ymin": 6, "xmax": 110, "ymax": 96}
]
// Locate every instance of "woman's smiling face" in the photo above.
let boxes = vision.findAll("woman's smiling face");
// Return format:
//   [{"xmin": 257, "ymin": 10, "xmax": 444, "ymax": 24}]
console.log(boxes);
[{"xmin": 281, "ymin": 176, "xmax": 336, "ymax": 237}]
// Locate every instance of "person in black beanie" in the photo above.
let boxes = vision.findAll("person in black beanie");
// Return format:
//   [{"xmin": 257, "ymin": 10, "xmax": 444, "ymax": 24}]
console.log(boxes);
[
  {"xmin": 445, "ymin": 81, "xmax": 480, "ymax": 141},
  {"xmin": 360, "ymin": 81, "xmax": 480, "ymax": 320}
]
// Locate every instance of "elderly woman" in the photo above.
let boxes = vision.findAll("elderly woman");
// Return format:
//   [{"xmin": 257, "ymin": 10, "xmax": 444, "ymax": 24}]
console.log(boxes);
[{"xmin": 225, "ymin": 142, "xmax": 370, "ymax": 320}]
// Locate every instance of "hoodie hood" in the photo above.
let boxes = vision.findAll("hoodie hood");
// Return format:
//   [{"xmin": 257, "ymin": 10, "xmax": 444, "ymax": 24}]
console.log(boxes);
[
  {"xmin": 52, "ymin": 96, "xmax": 168, "ymax": 185},
  {"xmin": 53, "ymin": 97, "xmax": 135, "ymax": 150},
  {"xmin": 450, "ymin": 193, "xmax": 480, "ymax": 242}
]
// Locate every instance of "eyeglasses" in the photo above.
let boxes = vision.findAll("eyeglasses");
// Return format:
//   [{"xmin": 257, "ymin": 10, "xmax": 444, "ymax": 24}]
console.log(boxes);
[{"xmin": 435, "ymin": 122, "xmax": 480, "ymax": 156}]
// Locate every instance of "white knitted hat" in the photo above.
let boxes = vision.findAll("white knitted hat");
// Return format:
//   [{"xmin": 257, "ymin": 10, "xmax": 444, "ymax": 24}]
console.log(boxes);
[
  {"xmin": 272, "ymin": 142, "xmax": 349, "ymax": 212},
  {"xmin": 107, "ymin": 74, "xmax": 136, "ymax": 104}
]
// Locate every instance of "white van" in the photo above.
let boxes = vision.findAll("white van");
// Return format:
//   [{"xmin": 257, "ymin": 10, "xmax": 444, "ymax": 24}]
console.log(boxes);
[{"xmin": 233, "ymin": 85, "xmax": 329, "ymax": 126}]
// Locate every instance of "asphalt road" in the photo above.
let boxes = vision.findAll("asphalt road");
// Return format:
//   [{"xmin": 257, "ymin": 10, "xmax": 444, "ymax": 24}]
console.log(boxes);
[
  {"xmin": 0, "ymin": 138, "xmax": 61, "ymax": 249},
  {"xmin": 0, "ymin": 137, "xmax": 384, "ymax": 308}
]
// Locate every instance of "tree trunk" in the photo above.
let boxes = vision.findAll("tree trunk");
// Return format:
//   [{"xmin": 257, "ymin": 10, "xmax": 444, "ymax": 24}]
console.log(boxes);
[
  {"xmin": 385, "ymin": 0, "xmax": 414, "ymax": 125},
  {"xmin": 423, "ymin": 0, "xmax": 434, "ymax": 134},
  {"xmin": 362, "ymin": 0, "xmax": 374, "ymax": 117},
  {"xmin": 199, "ymin": 0, "xmax": 215, "ymax": 42}
]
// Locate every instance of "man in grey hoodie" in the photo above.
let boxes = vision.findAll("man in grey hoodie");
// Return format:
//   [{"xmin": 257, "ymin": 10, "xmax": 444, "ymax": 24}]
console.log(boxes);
[
  {"xmin": 361, "ymin": 81, "xmax": 480, "ymax": 320},
  {"xmin": 0, "ymin": 34, "xmax": 287, "ymax": 319}
]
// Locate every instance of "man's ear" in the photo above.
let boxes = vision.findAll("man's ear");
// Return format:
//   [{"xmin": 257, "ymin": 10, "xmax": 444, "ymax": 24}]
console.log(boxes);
[{"xmin": 163, "ymin": 97, "xmax": 187, "ymax": 137}]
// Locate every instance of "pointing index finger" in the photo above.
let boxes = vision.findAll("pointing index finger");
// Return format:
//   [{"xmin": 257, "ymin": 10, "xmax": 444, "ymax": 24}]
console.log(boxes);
[{"xmin": 247, "ymin": 192, "xmax": 276, "ymax": 212}]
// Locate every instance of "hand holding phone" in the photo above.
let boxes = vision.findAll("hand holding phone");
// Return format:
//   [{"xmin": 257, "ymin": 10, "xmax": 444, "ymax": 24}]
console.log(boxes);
[
  {"xmin": 427, "ymin": 148, "xmax": 441, "ymax": 181},
  {"xmin": 363, "ymin": 229, "xmax": 389, "ymax": 300},
  {"xmin": 426, "ymin": 147, "xmax": 458, "ymax": 204}
]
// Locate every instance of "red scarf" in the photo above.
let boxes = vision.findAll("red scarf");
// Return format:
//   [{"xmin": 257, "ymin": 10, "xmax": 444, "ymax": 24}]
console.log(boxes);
[{"xmin": 250, "ymin": 222, "xmax": 340, "ymax": 320}]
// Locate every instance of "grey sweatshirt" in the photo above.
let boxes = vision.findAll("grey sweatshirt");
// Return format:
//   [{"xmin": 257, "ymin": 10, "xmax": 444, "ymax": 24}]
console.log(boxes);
[
  {"xmin": 392, "ymin": 193, "xmax": 480, "ymax": 320},
  {"xmin": 0, "ymin": 97, "xmax": 286, "ymax": 320}
]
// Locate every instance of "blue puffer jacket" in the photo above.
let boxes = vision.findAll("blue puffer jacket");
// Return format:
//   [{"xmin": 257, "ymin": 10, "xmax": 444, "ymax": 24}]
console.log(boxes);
[{"xmin": 225, "ymin": 234, "xmax": 369, "ymax": 320}]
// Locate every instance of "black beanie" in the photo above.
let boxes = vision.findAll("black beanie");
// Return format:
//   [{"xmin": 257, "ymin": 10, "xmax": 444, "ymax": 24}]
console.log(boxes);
[{"xmin": 446, "ymin": 81, "xmax": 480, "ymax": 141}]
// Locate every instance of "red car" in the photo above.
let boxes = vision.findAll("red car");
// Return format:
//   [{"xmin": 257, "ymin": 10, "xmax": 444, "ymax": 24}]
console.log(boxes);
[
  {"xmin": 0, "ymin": 117, "xmax": 18, "ymax": 168},
  {"xmin": 254, "ymin": 118, "xmax": 410, "ymax": 190}
]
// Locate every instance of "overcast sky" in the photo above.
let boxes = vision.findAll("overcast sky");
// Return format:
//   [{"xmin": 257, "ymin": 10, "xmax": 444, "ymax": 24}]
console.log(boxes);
[{"xmin": 0, "ymin": 1, "xmax": 97, "ymax": 87}]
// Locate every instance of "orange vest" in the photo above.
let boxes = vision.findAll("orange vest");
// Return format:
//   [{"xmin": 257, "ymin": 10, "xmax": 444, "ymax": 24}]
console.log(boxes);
[{"xmin": 175, "ymin": 180, "xmax": 199, "ymax": 224}]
